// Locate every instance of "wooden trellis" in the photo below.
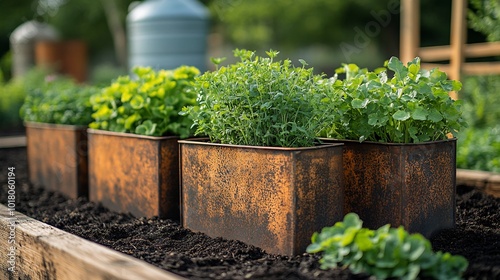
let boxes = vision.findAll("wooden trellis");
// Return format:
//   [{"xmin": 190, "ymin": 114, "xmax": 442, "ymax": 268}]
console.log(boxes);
[{"xmin": 400, "ymin": 0, "xmax": 500, "ymax": 99}]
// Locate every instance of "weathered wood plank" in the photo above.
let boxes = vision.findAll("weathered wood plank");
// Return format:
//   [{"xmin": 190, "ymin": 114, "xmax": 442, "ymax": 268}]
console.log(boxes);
[
  {"xmin": 421, "ymin": 62, "xmax": 500, "ymax": 77},
  {"xmin": 0, "ymin": 204, "xmax": 184, "ymax": 280},
  {"xmin": 400, "ymin": 0, "xmax": 420, "ymax": 65},
  {"xmin": 449, "ymin": 0, "xmax": 467, "ymax": 99},
  {"xmin": 457, "ymin": 169, "xmax": 500, "ymax": 198},
  {"xmin": 462, "ymin": 62, "xmax": 500, "ymax": 75},
  {"xmin": 419, "ymin": 42, "xmax": 500, "ymax": 61}
]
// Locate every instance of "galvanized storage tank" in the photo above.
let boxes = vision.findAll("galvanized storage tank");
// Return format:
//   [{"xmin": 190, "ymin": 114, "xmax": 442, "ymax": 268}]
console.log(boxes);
[
  {"xmin": 10, "ymin": 20, "xmax": 59, "ymax": 78},
  {"xmin": 127, "ymin": 0, "xmax": 209, "ymax": 72}
]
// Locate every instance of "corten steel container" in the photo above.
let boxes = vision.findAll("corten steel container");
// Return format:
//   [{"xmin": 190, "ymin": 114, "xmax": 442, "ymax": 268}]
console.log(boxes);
[
  {"xmin": 25, "ymin": 122, "xmax": 88, "ymax": 199},
  {"xmin": 88, "ymin": 129, "xmax": 180, "ymax": 220},
  {"xmin": 321, "ymin": 138, "xmax": 457, "ymax": 237},
  {"xmin": 179, "ymin": 139, "xmax": 344, "ymax": 256}
]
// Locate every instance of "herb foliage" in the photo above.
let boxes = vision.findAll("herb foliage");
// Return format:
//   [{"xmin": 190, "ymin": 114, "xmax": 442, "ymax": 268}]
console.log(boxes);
[
  {"xmin": 89, "ymin": 66, "xmax": 199, "ymax": 138},
  {"xmin": 307, "ymin": 213, "xmax": 469, "ymax": 280},
  {"xmin": 182, "ymin": 49, "xmax": 331, "ymax": 147},
  {"xmin": 20, "ymin": 76, "xmax": 97, "ymax": 126},
  {"xmin": 319, "ymin": 57, "xmax": 467, "ymax": 143}
]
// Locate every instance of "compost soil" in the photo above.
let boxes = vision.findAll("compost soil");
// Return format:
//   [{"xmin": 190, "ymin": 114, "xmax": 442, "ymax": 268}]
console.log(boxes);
[{"xmin": 1, "ymin": 147, "xmax": 499, "ymax": 280}]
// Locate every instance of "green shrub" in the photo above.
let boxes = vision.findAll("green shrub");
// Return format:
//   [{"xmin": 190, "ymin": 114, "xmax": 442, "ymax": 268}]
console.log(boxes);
[
  {"xmin": 459, "ymin": 75, "xmax": 500, "ymax": 129},
  {"xmin": 319, "ymin": 57, "xmax": 467, "ymax": 143},
  {"xmin": 307, "ymin": 213, "xmax": 469, "ymax": 280},
  {"xmin": 0, "ymin": 81, "xmax": 26, "ymax": 131},
  {"xmin": 457, "ymin": 126, "xmax": 500, "ymax": 172},
  {"xmin": 0, "ymin": 51, "xmax": 12, "ymax": 82},
  {"xmin": 0, "ymin": 67, "xmax": 54, "ymax": 132},
  {"xmin": 89, "ymin": 66, "xmax": 199, "ymax": 138},
  {"xmin": 455, "ymin": 75, "xmax": 500, "ymax": 172},
  {"xmin": 182, "ymin": 49, "xmax": 331, "ymax": 147}
]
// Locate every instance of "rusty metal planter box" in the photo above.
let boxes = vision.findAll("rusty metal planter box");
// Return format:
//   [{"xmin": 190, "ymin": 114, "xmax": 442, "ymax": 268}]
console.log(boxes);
[
  {"xmin": 88, "ymin": 129, "xmax": 179, "ymax": 220},
  {"xmin": 179, "ymin": 139, "xmax": 344, "ymax": 256},
  {"xmin": 322, "ymin": 138, "xmax": 457, "ymax": 238},
  {"xmin": 25, "ymin": 122, "xmax": 88, "ymax": 199}
]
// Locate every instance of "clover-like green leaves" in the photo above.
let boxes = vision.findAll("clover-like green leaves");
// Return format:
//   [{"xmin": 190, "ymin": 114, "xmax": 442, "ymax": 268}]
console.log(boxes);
[
  {"xmin": 89, "ymin": 66, "xmax": 199, "ymax": 137},
  {"xmin": 307, "ymin": 213, "xmax": 469, "ymax": 280}
]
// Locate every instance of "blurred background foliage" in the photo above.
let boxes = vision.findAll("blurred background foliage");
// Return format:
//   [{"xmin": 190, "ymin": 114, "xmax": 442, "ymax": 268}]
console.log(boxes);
[
  {"xmin": 0, "ymin": 0, "xmax": 471, "ymax": 79},
  {"xmin": 468, "ymin": 0, "xmax": 500, "ymax": 42},
  {"xmin": 0, "ymin": 0, "xmax": 133, "ymax": 82},
  {"xmin": 0, "ymin": 0, "xmax": 500, "ymax": 172},
  {"xmin": 458, "ymin": 74, "xmax": 500, "ymax": 173}
]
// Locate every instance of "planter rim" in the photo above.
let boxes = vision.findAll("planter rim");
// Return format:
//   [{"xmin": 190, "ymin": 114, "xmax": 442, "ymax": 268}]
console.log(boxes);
[
  {"xmin": 24, "ymin": 121, "xmax": 87, "ymax": 131},
  {"xmin": 319, "ymin": 137, "xmax": 457, "ymax": 146},
  {"xmin": 178, "ymin": 137, "xmax": 343, "ymax": 151},
  {"xmin": 87, "ymin": 128, "xmax": 180, "ymax": 140}
]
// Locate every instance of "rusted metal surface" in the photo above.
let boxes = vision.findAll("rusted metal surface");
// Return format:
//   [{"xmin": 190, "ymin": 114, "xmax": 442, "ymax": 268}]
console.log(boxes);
[
  {"xmin": 25, "ymin": 122, "xmax": 88, "ymax": 199},
  {"xmin": 321, "ymin": 138, "xmax": 456, "ymax": 237},
  {"xmin": 179, "ymin": 139, "xmax": 344, "ymax": 256},
  {"xmin": 88, "ymin": 129, "xmax": 179, "ymax": 219}
]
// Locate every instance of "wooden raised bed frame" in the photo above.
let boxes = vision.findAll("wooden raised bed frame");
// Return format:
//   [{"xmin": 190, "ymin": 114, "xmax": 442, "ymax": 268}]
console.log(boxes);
[{"xmin": 0, "ymin": 204, "xmax": 184, "ymax": 280}]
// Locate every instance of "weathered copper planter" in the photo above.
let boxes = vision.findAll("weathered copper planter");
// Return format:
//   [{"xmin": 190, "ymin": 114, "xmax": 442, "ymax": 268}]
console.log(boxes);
[
  {"xmin": 179, "ymin": 139, "xmax": 344, "ymax": 256},
  {"xmin": 321, "ymin": 138, "xmax": 457, "ymax": 237},
  {"xmin": 88, "ymin": 129, "xmax": 179, "ymax": 220},
  {"xmin": 25, "ymin": 122, "xmax": 88, "ymax": 199}
]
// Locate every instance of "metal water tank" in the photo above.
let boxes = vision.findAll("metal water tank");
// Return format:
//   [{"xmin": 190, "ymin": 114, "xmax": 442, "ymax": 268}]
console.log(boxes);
[
  {"xmin": 10, "ymin": 21, "xmax": 59, "ymax": 78},
  {"xmin": 127, "ymin": 0, "xmax": 210, "ymax": 72}
]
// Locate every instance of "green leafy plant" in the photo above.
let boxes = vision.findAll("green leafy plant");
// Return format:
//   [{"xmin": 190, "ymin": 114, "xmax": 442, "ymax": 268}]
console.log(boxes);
[
  {"xmin": 19, "ymin": 73, "xmax": 96, "ymax": 126},
  {"xmin": 307, "ymin": 213, "xmax": 468, "ymax": 280},
  {"xmin": 89, "ymin": 66, "xmax": 199, "ymax": 138},
  {"xmin": 319, "ymin": 56, "xmax": 467, "ymax": 143},
  {"xmin": 1, "ymin": 81, "xmax": 26, "ymax": 131},
  {"xmin": 182, "ymin": 49, "xmax": 331, "ymax": 147}
]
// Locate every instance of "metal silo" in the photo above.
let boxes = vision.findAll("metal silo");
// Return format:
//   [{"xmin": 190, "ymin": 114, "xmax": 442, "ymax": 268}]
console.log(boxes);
[
  {"xmin": 127, "ymin": 0, "xmax": 210, "ymax": 72},
  {"xmin": 10, "ymin": 21, "xmax": 59, "ymax": 78}
]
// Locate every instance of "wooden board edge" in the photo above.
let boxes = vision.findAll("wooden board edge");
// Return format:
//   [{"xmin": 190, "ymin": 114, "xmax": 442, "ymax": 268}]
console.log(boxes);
[
  {"xmin": 0, "ymin": 204, "xmax": 185, "ymax": 280},
  {"xmin": 456, "ymin": 168, "xmax": 500, "ymax": 198}
]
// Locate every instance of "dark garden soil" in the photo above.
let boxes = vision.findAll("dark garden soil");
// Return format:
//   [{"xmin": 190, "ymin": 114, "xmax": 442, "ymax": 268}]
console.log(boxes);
[
  {"xmin": 0, "ymin": 127, "xmax": 24, "ymax": 137},
  {"xmin": 1, "ymin": 147, "xmax": 499, "ymax": 280}
]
